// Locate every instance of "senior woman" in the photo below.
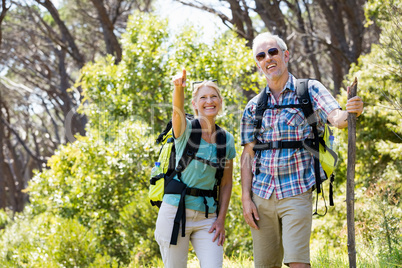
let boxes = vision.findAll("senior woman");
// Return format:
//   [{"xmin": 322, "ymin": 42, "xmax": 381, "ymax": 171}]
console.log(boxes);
[{"xmin": 154, "ymin": 69, "xmax": 236, "ymax": 268}]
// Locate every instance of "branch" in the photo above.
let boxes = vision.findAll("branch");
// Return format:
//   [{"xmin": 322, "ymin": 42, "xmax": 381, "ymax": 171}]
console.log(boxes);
[
  {"xmin": 0, "ymin": 0, "xmax": 11, "ymax": 47},
  {"xmin": 27, "ymin": 6, "xmax": 70, "ymax": 55},
  {"xmin": 37, "ymin": 94, "xmax": 61, "ymax": 144},
  {"xmin": 35, "ymin": 0, "xmax": 85, "ymax": 68},
  {"xmin": 0, "ymin": 116, "xmax": 47, "ymax": 164},
  {"xmin": 175, "ymin": 0, "xmax": 250, "ymax": 40}
]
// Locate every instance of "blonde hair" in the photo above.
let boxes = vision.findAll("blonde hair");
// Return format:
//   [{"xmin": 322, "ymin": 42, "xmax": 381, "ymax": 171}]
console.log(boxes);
[{"xmin": 192, "ymin": 81, "xmax": 223, "ymax": 116}]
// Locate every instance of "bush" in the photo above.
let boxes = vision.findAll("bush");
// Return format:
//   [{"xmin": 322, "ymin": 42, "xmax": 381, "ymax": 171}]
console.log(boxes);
[{"xmin": 0, "ymin": 212, "xmax": 118, "ymax": 267}]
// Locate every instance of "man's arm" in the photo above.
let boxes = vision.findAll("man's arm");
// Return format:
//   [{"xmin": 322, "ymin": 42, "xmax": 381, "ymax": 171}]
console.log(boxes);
[
  {"xmin": 241, "ymin": 141, "xmax": 260, "ymax": 230},
  {"xmin": 327, "ymin": 95, "xmax": 364, "ymax": 129}
]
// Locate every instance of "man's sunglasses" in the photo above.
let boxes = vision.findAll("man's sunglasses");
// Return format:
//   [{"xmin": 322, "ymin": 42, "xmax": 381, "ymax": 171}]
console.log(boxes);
[
  {"xmin": 192, "ymin": 79, "xmax": 218, "ymax": 91},
  {"xmin": 255, "ymin": 48, "xmax": 280, "ymax": 61}
]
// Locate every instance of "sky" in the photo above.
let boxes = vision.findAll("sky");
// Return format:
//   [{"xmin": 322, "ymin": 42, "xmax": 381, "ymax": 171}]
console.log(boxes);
[
  {"xmin": 154, "ymin": 0, "xmax": 227, "ymax": 42},
  {"xmin": 51, "ymin": 0, "xmax": 227, "ymax": 41}
]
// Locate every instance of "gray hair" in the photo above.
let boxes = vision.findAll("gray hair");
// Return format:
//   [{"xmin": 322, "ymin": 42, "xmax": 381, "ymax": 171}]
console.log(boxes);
[{"xmin": 252, "ymin": 33, "xmax": 288, "ymax": 62}]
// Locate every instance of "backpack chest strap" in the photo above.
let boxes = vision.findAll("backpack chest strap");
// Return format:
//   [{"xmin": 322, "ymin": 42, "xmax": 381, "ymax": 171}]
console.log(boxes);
[
  {"xmin": 253, "ymin": 139, "xmax": 316, "ymax": 151},
  {"xmin": 193, "ymin": 155, "xmax": 226, "ymax": 169}
]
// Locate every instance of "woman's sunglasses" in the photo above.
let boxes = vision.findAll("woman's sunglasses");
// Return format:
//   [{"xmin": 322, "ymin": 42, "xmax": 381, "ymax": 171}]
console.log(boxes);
[
  {"xmin": 192, "ymin": 79, "xmax": 217, "ymax": 91},
  {"xmin": 255, "ymin": 48, "xmax": 280, "ymax": 61}
]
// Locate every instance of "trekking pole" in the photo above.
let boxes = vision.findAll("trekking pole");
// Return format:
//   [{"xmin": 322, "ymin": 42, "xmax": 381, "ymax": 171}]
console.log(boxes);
[{"xmin": 346, "ymin": 77, "xmax": 358, "ymax": 268}]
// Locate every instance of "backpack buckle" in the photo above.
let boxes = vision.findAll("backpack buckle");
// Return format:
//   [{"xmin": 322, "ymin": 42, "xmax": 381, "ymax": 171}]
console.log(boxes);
[
  {"xmin": 175, "ymin": 165, "xmax": 183, "ymax": 172},
  {"xmin": 271, "ymin": 140, "xmax": 282, "ymax": 149},
  {"xmin": 187, "ymin": 188, "xmax": 200, "ymax": 196},
  {"xmin": 253, "ymin": 120, "xmax": 259, "ymax": 128}
]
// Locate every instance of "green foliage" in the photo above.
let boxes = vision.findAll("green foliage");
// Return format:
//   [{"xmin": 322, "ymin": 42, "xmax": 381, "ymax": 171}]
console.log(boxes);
[
  {"xmin": 224, "ymin": 175, "xmax": 253, "ymax": 258},
  {"xmin": 78, "ymin": 11, "xmax": 263, "ymax": 135},
  {"xmin": 118, "ymin": 191, "xmax": 159, "ymax": 264},
  {"xmin": 0, "ymin": 10, "xmax": 260, "ymax": 267},
  {"xmin": 0, "ymin": 211, "xmax": 119, "ymax": 267},
  {"xmin": 342, "ymin": 1, "xmax": 402, "ymax": 191},
  {"xmin": 28, "ymin": 120, "xmax": 154, "ymax": 264},
  {"xmin": 1, "ymin": 2, "xmax": 400, "ymax": 267},
  {"xmin": 365, "ymin": 0, "xmax": 402, "ymax": 27},
  {"xmin": 79, "ymin": 12, "xmax": 170, "ymax": 133},
  {"xmin": 0, "ymin": 209, "xmax": 10, "ymax": 229},
  {"xmin": 311, "ymin": 1, "xmax": 402, "ymax": 265}
]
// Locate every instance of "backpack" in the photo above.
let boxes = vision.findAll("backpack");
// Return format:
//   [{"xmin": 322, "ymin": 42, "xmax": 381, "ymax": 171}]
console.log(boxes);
[
  {"xmin": 149, "ymin": 114, "xmax": 227, "ymax": 244},
  {"xmin": 253, "ymin": 79, "xmax": 338, "ymax": 215}
]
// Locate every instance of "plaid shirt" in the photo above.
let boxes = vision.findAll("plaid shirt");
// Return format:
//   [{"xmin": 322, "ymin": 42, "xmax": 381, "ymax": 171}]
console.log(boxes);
[{"xmin": 241, "ymin": 73, "xmax": 340, "ymax": 200}]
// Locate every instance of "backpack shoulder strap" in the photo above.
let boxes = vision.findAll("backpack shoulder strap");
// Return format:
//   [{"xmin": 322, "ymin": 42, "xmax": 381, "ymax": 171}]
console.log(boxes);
[
  {"xmin": 215, "ymin": 124, "xmax": 227, "ymax": 183},
  {"xmin": 156, "ymin": 120, "xmax": 172, "ymax": 144},
  {"xmin": 254, "ymin": 86, "xmax": 269, "ymax": 138},
  {"xmin": 213, "ymin": 124, "xmax": 226, "ymax": 216},
  {"xmin": 295, "ymin": 79, "xmax": 316, "ymax": 126},
  {"xmin": 296, "ymin": 78, "xmax": 322, "ymax": 195},
  {"xmin": 174, "ymin": 119, "xmax": 202, "ymax": 176},
  {"xmin": 157, "ymin": 114, "xmax": 195, "ymax": 144}
]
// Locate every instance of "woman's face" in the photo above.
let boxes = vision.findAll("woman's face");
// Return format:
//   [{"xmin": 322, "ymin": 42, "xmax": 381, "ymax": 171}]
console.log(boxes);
[{"xmin": 192, "ymin": 86, "xmax": 222, "ymax": 118}]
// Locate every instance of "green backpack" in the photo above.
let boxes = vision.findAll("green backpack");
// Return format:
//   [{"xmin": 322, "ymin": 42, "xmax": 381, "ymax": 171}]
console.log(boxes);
[
  {"xmin": 149, "ymin": 114, "xmax": 227, "ymax": 244},
  {"xmin": 253, "ymin": 79, "xmax": 338, "ymax": 215}
]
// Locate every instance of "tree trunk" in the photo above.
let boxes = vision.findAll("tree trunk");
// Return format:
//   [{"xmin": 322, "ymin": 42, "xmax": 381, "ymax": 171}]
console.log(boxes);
[
  {"xmin": 6, "ymin": 139, "xmax": 25, "ymax": 212},
  {"xmin": 0, "ymin": 99, "xmax": 6, "ymax": 209},
  {"xmin": 90, "ymin": 0, "xmax": 122, "ymax": 63},
  {"xmin": 254, "ymin": 0, "xmax": 287, "ymax": 38},
  {"xmin": 0, "ymin": 0, "xmax": 11, "ymax": 48},
  {"xmin": 226, "ymin": 0, "xmax": 254, "ymax": 44}
]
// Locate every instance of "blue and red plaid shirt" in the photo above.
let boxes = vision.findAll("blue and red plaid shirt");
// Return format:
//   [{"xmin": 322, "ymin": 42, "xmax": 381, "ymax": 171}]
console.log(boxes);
[{"xmin": 241, "ymin": 73, "xmax": 341, "ymax": 200}]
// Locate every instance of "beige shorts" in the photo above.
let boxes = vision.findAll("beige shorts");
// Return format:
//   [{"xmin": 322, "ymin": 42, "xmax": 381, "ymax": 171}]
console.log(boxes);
[{"xmin": 251, "ymin": 189, "xmax": 313, "ymax": 267}]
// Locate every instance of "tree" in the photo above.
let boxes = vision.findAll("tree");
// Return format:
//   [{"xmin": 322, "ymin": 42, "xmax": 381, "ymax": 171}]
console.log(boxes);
[
  {"xmin": 311, "ymin": 0, "xmax": 402, "ymax": 263},
  {"xmin": 0, "ymin": 2, "xmax": 400, "ymax": 266},
  {"xmin": 0, "ymin": 12, "xmax": 258, "ymax": 265},
  {"xmin": 175, "ymin": 0, "xmax": 379, "ymax": 96},
  {"xmin": 0, "ymin": 0, "xmax": 11, "ymax": 47},
  {"xmin": 0, "ymin": 0, "xmax": 153, "ymax": 212}
]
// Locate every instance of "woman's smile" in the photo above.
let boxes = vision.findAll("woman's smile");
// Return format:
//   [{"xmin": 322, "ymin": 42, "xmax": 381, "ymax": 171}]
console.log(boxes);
[{"xmin": 193, "ymin": 86, "xmax": 222, "ymax": 117}]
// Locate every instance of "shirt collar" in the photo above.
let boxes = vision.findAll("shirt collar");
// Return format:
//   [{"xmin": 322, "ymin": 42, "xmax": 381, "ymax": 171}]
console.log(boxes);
[
  {"xmin": 285, "ymin": 73, "xmax": 297, "ymax": 92},
  {"xmin": 265, "ymin": 72, "xmax": 296, "ymax": 95}
]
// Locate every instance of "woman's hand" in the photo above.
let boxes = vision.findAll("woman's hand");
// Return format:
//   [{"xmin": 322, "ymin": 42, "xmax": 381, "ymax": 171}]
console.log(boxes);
[
  {"xmin": 172, "ymin": 69, "xmax": 186, "ymax": 88},
  {"xmin": 209, "ymin": 218, "xmax": 226, "ymax": 246}
]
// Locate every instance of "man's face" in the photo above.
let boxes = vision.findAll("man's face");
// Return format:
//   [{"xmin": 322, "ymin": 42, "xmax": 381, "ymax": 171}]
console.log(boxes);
[{"xmin": 255, "ymin": 39, "xmax": 289, "ymax": 82}]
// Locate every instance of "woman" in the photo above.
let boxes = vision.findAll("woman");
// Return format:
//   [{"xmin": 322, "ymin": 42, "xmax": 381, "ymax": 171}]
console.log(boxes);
[{"xmin": 154, "ymin": 69, "xmax": 236, "ymax": 267}]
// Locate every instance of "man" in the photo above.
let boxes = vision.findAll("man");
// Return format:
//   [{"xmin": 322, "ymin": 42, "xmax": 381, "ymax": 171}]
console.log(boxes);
[{"xmin": 240, "ymin": 32, "xmax": 364, "ymax": 268}]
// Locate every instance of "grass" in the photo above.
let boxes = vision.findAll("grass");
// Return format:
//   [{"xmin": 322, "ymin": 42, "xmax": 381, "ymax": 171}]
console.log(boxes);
[{"xmin": 138, "ymin": 246, "xmax": 402, "ymax": 268}]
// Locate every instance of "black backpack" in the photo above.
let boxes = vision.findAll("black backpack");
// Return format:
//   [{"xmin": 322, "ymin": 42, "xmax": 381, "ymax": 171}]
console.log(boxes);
[{"xmin": 253, "ymin": 79, "xmax": 338, "ymax": 215}]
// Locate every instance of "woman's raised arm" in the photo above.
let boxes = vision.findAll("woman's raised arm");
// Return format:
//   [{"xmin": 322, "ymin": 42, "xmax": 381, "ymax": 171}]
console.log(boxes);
[{"xmin": 172, "ymin": 69, "xmax": 187, "ymax": 139}]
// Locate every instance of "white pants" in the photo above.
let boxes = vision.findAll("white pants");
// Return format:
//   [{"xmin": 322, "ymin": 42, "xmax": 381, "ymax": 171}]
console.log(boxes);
[{"xmin": 154, "ymin": 202, "xmax": 223, "ymax": 268}]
